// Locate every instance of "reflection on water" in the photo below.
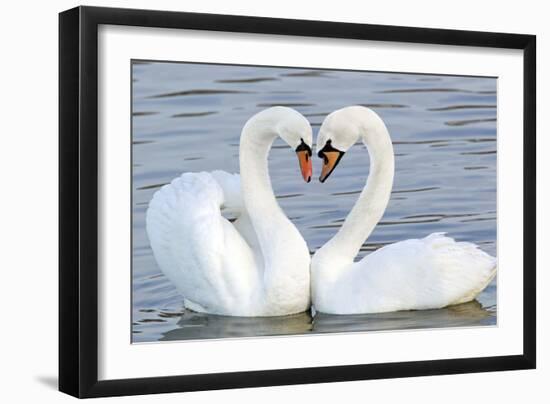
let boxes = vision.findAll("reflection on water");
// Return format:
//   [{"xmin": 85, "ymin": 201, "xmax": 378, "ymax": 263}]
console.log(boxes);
[
  {"xmin": 132, "ymin": 61, "xmax": 497, "ymax": 343},
  {"xmin": 312, "ymin": 300, "xmax": 494, "ymax": 334},
  {"xmin": 159, "ymin": 300, "xmax": 494, "ymax": 341},
  {"xmin": 161, "ymin": 311, "xmax": 313, "ymax": 341},
  {"xmin": 158, "ymin": 300, "xmax": 493, "ymax": 342}
]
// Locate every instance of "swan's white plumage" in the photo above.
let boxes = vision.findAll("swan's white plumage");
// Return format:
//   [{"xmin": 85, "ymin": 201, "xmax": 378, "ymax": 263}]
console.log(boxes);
[
  {"xmin": 146, "ymin": 171, "xmax": 261, "ymax": 315},
  {"xmin": 313, "ymin": 233, "xmax": 496, "ymax": 314},
  {"xmin": 312, "ymin": 106, "xmax": 497, "ymax": 314},
  {"xmin": 146, "ymin": 107, "xmax": 313, "ymax": 316}
]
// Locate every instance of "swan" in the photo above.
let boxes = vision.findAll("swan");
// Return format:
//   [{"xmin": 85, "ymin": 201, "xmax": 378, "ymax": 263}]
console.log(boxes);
[
  {"xmin": 311, "ymin": 106, "xmax": 497, "ymax": 314},
  {"xmin": 146, "ymin": 107, "xmax": 313, "ymax": 316}
]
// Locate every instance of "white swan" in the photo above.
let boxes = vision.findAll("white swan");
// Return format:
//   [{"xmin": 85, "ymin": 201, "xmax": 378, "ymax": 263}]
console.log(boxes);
[
  {"xmin": 146, "ymin": 107, "xmax": 313, "ymax": 316},
  {"xmin": 311, "ymin": 106, "xmax": 497, "ymax": 314}
]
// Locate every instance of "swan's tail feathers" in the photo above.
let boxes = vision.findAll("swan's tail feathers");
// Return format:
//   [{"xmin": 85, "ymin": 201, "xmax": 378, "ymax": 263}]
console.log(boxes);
[{"xmin": 422, "ymin": 233, "xmax": 497, "ymax": 305}]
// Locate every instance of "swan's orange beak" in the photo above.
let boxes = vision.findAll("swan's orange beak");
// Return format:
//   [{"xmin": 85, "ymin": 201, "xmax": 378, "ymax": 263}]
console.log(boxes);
[
  {"xmin": 319, "ymin": 150, "xmax": 345, "ymax": 183},
  {"xmin": 296, "ymin": 150, "xmax": 312, "ymax": 183}
]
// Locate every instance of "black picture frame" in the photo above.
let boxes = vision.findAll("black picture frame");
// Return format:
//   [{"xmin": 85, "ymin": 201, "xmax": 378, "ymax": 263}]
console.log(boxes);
[{"xmin": 59, "ymin": 5, "xmax": 536, "ymax": 398}]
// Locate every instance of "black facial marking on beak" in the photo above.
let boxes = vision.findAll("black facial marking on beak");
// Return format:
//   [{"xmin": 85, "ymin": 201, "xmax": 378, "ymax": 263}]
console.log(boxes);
[{"xmin": 295, "ymin": 138, "xmax": 312, "ymax": 156}]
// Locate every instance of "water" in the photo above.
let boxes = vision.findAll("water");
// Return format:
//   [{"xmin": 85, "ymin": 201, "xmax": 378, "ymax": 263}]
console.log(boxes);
[{"xmin": 132, "ymin": 61, "xmax": 497, "ymax": 343}]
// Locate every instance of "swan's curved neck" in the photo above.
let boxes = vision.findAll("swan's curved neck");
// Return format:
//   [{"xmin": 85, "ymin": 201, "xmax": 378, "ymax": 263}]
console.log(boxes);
[
  {"xmin": 239, "ymin": 111, "xmax": 296, "ymax": 263},
  {"xmin": 325, "ymin": 116, "xmax": 394, "ymax": 260}
]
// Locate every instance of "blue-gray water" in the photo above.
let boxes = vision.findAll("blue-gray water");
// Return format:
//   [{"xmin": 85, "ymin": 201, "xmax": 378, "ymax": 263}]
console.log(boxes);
[{"xmin": 132, "ymin": 61, "xmax": 497, "ymax": 343}]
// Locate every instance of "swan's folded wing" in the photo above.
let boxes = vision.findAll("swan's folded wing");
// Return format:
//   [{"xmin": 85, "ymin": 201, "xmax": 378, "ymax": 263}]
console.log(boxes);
[
  {"xmin": 211, "ymin": 170, "xmax": 243, "ymax": 215},
  {"xmin": 347, "ymin": 233, "xmax": 496, "ymax": 312},
  {"xmin": 145, "ymin": 172, "xmax": 257, "ymax": 314},
  {"xmin": 210, "ymin": 170, "xmax": 260, "ymax": 253}
]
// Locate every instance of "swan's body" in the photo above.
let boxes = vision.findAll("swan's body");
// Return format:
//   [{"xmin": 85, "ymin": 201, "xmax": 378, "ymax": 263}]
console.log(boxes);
[
  {"xmin": 146, "ymin": 107, "xmax": 312, "ymax": 316},
  {"xmin": 312, "ymin": 106, "xmax": 496, "ymax": 314}
]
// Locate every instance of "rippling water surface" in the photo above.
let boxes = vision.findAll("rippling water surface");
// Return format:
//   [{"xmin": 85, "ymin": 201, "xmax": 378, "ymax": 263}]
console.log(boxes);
[{"xmin": 132, "ymin": 61, "xmax": 497, "ymax": 343}]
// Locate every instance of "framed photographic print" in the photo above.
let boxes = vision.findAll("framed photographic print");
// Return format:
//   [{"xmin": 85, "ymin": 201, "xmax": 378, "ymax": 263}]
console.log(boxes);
[{"xmin": 59, "ymin": 6, "xmax": 536, "ymax": 398}]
